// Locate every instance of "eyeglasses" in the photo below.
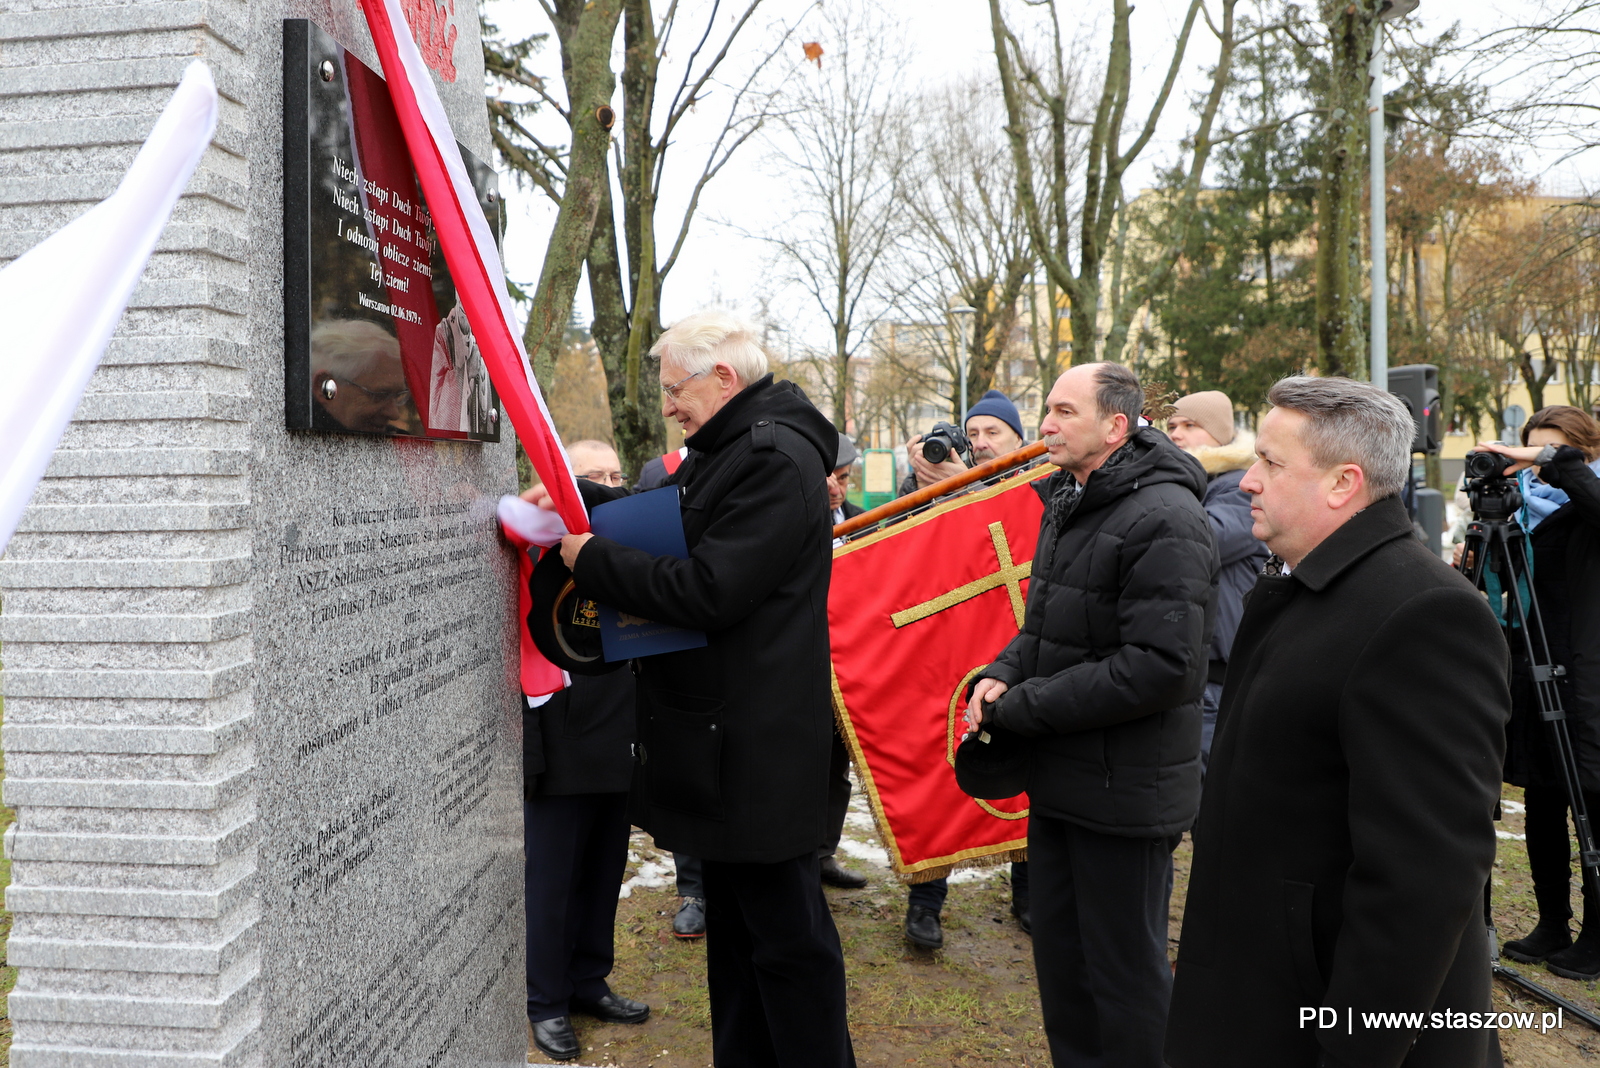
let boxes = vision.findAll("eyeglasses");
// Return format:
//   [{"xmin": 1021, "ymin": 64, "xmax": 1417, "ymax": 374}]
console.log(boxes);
[
  {"xmin": 577, "ymin": 470, "xmax": 627, "ymax": 486},
  {"xmin": 661, "ymin": 369, "xmax": 706, "ymax": 401},
  {"xmin": 333, "ymin": 376, "xmax": 410, "ymax": 404}
]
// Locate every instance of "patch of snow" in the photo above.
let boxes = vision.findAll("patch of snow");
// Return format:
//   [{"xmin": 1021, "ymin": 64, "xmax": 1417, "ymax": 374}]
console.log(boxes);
[
  {"xmin": 619, "ymin": 851, "xmax": 677, "ymax": 899},
  {"xmin": 837, "ymin": 836, "xmax": 890, "ymax": 867}
]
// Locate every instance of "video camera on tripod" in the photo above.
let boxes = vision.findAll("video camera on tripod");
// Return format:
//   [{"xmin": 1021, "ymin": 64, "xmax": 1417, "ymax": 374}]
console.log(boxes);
[{"xmin": 1459, "ymin": 442, "xmax": 1600, "ymax": 1027}]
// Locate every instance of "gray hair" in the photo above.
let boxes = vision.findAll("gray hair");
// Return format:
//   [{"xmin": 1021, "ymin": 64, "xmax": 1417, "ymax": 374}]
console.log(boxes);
[
  {"xmin": 650, "ymin": 310, "xmax": 769, "ymax": 385},
  {"xmin": 1267, "ymin": 376, "xmax": 1414, "ymax": 499},
  {"xmin": 310, "ymin": 319, "xmax": 399, "ymax": 379},
  {"xmin": 1090, "ymin": 362, "xmax": 1144, "ymax": 425}
]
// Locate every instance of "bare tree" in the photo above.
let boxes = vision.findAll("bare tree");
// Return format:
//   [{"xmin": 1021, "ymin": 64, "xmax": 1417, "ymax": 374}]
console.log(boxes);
[
  {"xmin": 484, "ymin": 1, "xmax": 623, "ymax": 387},
  {"xmin": 893, "ymin": 76, "xmax": 1046, "ymax": 421},
  {"xmin": 990, "ymin": 0, "xmax": 1241, "ymax": 364},
  {"xmin": 489, "ymin": 0, "xmax": 802, "ymax": 475},
  {"xmin": 753, "ymin": 3, "xmax": 915, "ymax": 429}
]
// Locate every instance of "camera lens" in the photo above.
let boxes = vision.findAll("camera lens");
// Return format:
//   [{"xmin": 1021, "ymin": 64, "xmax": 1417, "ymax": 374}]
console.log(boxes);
[
  {"xmin": 1465, "ymin": 452, "xmax": 1514, "ymax": 479},
  {"xmin": 923, "ymin": 437, "xmax": 950, "ymax": 465}
]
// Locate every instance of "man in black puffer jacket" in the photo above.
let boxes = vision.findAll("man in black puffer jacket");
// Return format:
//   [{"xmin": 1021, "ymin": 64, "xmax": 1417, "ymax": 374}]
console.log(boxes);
[{"xmin": 966, "ymin": 362, "xmax": 1217, "ymax": 1068}]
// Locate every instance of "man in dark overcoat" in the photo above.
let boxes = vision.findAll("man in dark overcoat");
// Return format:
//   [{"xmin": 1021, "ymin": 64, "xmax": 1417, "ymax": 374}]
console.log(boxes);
[
  {"xmin": 965, "ymin": 362, "xmax": 1219, "ymax": 1068},
  {"xmin": 537, "ymin": 311, "xmax": 854, "ymax": 1068},
  {"xmin": 1166, "ymin": 376, "xmax": 1511, "ymax": 1068}
]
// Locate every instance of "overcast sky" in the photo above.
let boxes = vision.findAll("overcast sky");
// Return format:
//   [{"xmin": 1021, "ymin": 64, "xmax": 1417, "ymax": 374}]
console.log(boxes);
[{"xmin": 484, "ymin": 0, "xmax": 1588, "ymax": 353}]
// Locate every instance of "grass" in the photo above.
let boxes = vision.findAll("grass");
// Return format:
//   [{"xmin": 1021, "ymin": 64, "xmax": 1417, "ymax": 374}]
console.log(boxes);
[{"xmin": 537, "ymin": 808, "xmax": 1600, "ymax": 1067}]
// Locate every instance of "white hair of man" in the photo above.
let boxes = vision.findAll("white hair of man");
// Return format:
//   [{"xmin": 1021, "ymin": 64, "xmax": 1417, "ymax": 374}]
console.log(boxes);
[
  {"xmin": 650, "ymin": 310, "xmax": 769, "ymax": 385},
  {"xmin": 1266, "ymin": 376, "xmax": 1414, "ymax": 499},
  {"xmin": 310, "ymin": 319, "xmax": 400, "ymax": 380}
]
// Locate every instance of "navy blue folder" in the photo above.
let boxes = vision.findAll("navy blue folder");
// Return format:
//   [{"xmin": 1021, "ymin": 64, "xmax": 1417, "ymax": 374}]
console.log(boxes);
[{"xmin": 589, "ymin": 487, "xmax": 709, "ymax": 661}]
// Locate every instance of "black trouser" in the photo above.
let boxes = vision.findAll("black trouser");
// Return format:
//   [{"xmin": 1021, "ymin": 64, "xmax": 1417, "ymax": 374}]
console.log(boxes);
[
  {"xmin": 819, "ymin": 728, "xmax": 852, "ymax": 858},
  {"xmin": 1525, "ymin": 783, "xmax": 1600, "ymax": 931},
  {"xmin": 523, "ymin": 793, "xmax": 630, "ymax": 1022},
  {"xmin": 676, "ymin": 853, "xmax": 704, "ymax": 898},
  {"xmin": 702, "ymin": 852, "xmax": 856, "ymax": 1068},
  {"xmin": 1028, "ymin": 814, "xmax": 1176, "ymax": 1068},
  {"xmin": 907, "ymin": 861, "xmax": 1030, "ymax": 912}
]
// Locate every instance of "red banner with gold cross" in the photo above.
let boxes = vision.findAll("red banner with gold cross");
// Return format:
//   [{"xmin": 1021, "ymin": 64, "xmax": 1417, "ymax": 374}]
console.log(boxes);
[{"xmin": 829, "ymin": 465, "xmax": 1052, "ymax": 880}]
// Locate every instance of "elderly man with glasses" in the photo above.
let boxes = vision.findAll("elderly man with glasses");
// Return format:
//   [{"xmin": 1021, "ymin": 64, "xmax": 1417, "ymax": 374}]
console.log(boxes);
[{"xmin": 529, "ymin": 310, "xmax": 855, "ymax": 1068}]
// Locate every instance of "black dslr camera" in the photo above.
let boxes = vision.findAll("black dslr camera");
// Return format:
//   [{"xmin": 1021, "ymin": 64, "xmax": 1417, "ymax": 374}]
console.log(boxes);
[
  {"xmin": 921, "ymin": 421, "xmax": 972, "ymax": 465},
  {"xmin": 1463, "ymin": 449, "xmax": 1522, "ymax": 523}
]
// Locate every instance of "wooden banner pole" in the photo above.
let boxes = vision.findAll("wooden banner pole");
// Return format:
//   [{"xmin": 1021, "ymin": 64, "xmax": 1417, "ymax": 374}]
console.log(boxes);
[{"xmin": 833, "ymin": 442, "xmax": 1050, "ymax": 540}]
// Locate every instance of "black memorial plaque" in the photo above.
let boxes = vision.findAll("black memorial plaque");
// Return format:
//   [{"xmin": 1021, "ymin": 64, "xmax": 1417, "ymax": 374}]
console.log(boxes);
[{"xmin": 284, "ymin": 19, "xmax": 502, "ymax": 442}]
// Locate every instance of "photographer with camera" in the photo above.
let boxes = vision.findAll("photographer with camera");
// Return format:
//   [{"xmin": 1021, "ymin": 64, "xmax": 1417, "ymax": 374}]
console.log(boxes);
[
  {"xmin": 898, "ymin": 389, "xmax": 1030, "ymax": 494},
  {"xmin": 1465, "ymin": 406, "xmax": 1600, "ymax": 979},
  {"xmin": 890, "ymin": 390, "xmax": 1033, "ymax": 949}
]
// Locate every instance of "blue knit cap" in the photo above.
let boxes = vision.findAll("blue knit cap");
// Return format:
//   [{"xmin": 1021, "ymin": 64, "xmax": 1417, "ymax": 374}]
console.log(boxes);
[{"xmin": 965, "ymin": 390, "xmax": 1024, "ymax": 440}]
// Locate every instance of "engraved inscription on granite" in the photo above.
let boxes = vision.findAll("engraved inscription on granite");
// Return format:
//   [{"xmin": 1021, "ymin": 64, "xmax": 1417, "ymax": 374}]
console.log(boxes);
[
  {"xmin": 257, "ymin": 489, "xmax": 524, "ymax": 1067},
  {"xmin": 283, "ymin": 18, "xmax": 502, "ymax": 442}
]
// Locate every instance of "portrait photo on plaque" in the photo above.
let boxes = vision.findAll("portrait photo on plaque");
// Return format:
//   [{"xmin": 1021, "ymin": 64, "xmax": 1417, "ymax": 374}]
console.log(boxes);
[{"xmin": 283, "ymin": 18, "xmax": 502, "ymax": 442}]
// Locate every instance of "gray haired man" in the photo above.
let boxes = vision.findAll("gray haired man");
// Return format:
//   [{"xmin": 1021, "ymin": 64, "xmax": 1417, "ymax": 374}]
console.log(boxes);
[{"xmin": 1167, "ymin": 376, "xmax": 1511, "ymax": 1068}]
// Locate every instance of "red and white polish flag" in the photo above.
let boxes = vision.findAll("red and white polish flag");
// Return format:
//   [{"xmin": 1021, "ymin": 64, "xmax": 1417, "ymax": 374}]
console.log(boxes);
[
  {"xmin": 361, "ymin": 0, "xmax": 587, "ymax": 696},
  {"xmin": 359, "ymin": 0, "xmax": 590, "ymax": 536}
]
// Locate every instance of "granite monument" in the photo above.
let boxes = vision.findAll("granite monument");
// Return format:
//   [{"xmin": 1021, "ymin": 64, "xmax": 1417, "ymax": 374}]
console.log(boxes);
[{"xmin": 0, "ymin": 1, "xmax": 529, "ymax": 1063}]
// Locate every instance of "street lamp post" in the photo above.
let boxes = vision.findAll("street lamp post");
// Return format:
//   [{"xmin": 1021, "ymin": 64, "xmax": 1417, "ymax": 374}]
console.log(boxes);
[
  {"xmin": 950, "ymin": 305, "xmax": 977, "ymax": 420},
  {"xmin": 1370, "ymin": 0, "xmax": 1419, "ymax": 391}
]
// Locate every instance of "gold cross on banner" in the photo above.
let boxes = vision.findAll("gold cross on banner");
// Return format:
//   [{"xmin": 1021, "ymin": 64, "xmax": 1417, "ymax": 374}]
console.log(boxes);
[{"xmin": 890, "ymin": 521, "xmax": 1031, "ymax": 630}]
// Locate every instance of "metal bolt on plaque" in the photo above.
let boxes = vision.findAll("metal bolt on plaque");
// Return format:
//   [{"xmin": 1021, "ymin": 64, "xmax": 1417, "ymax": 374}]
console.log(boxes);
[
  {"xmin": 319, "ymin": 60, "xmax": 335, "ymax": 82},
  {"xmin": 320, "ymin": 378, "xmax": 337, "ymax": 400}
]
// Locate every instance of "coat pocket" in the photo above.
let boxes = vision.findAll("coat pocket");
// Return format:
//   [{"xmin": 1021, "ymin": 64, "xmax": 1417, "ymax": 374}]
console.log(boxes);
[
  {"xmin": 643, "ymin": 688, "xmax": 725, "ymax": 820},
  {"xmin": 1283, "ymin": 879, "xmax": 1325, "ymax": 1000}
]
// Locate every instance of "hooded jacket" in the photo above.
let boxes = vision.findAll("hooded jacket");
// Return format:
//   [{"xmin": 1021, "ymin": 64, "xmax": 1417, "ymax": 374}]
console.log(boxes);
[
  {"xmin": 572, "ymin": 374, "xmax": 840, "ymax": 862},
  {"xmin": 978, "ymin": 427, "xmax": 1218, "ymax": 836},
  {"xmin": 1187, "ymin": 433, "xmax": 1268, "ymax": 673}
]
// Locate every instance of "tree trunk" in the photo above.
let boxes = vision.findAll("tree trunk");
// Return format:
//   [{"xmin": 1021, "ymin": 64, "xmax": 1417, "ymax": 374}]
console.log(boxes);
[
  {"xmin": 523, "ymin": 0, "xmax": 623, "ymax": 389},
  {"xmin": 586, "ymin": 172, "xmax": 665, "ymax": 478},
  {"xmin": 1314, "ymin": 0, "xmax": 1376, "ymax": 377}
]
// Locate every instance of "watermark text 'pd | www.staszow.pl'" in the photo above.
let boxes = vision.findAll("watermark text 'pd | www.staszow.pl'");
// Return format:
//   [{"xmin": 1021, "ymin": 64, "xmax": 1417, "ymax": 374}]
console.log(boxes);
[{"xmin": 1300, "ymin": 1007, "xmax": 1566, "ymax": 1034}]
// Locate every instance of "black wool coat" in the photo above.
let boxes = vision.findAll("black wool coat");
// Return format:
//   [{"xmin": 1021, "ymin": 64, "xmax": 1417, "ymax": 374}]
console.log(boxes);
[
  {"xmin": 980, "ymin": 427, "xmax": 1219, "ymax": 837},
  {"xmin": 1503, "ymin": 445, "xmax": 1600, "ymax": 792},
  {"xmin": 573, "ymin": 375, "xmax": 839, "ymax": 863},
  {"xmin": 523, "ymin": 669, "xmax": 636, "ymax": 798},
  {"xmin": 1167, "ymin": 496, "xmax": 1511, "ymax": 1068}
]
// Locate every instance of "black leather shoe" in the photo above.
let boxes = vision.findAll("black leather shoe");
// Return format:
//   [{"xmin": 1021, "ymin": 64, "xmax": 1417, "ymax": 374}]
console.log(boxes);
[
  {"xmin": 820, "ymin": 855, "xmax": 868, "ymax": 889},
  {"xmin": 1011, "ymin": 896, "xmax": 1032, "ymax": 936},
  {"xmin": 1504, "ymin": 920, "xmax": 1571, "ymax": 963},
  {"xmin": 531, "ymin": 1016, "xmax": 580, "ymax": 1061},
  {"xmin": 572, "ymin": 991, "xmax": 650, "ymax": 1024},
  {"xmin": 905, "ymin": 905, "xmax": 944, "ymax": 949},
  {"xmin": 673, "ymin": 896, "xmax": 706, "ymax": 938},
  {"xmin": 1546, "ymin": 935, "xmax": 1600, "ymax": 981}
]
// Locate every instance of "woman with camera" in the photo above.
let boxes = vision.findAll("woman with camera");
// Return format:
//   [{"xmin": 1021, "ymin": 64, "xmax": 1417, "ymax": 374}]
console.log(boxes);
[{"xmin": 1473, "ymin": 405, "xmax": 1600, "ymax": 979}]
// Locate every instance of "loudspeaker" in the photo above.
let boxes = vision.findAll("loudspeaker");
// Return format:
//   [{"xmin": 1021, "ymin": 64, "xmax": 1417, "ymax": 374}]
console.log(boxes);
[{"xmin": 1388, "ymin": 364, "xmax": 1441, "ymax": 455}]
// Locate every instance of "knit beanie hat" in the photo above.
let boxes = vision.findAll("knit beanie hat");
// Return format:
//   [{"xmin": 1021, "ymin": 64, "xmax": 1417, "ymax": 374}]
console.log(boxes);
[
  {"xmin": 834, "ymin": 432, "xmax": 860, "ymax": 470},
  {"xmin": 964, "ymin": 390, "xmax": 1025, "ymax": 441},
  {"xmin": 1170, "ymin": 391, "xmax": 1236, "ymax": 446}
]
